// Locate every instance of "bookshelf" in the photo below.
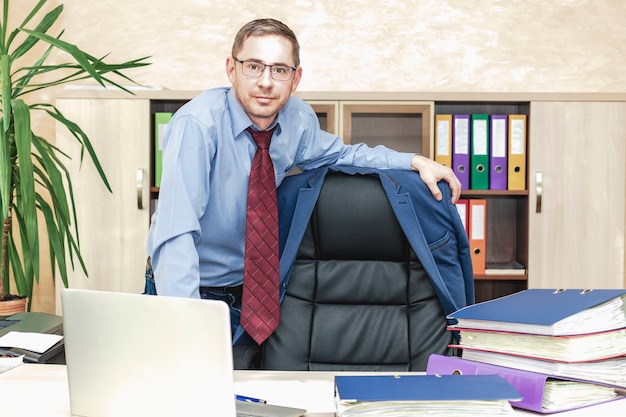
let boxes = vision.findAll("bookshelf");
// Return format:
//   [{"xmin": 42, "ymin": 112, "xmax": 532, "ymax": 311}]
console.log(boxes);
[
  {"xmin": 54, "ymin": 90, "xmax": 626, "ymax": 313},
  {"xmin": 434, "ymin": 102, "xmax": 530, "ymax": 302}
]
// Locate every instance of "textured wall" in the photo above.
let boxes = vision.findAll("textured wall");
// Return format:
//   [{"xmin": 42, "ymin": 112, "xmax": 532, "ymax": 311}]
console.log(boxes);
[
  {"xmin": 46, "ymin": 0, "xmax": 626, "ymax": 92},
  {"xmin": 8, "ymin": 0, "xmax": 626, "ymax": 312}
]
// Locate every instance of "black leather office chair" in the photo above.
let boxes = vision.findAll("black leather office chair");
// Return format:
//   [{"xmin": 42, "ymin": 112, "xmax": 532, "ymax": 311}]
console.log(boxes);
[{"xmin": 259, "ymin": 172, "xmax": 454, "ymax": 371}]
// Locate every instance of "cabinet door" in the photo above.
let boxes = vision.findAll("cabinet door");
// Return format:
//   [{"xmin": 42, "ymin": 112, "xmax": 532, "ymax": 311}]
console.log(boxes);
[
  {"xmin": 528, "ymin": 101, "xmax": 626, "ymax": 288},
  {"xmin": 340, "ymin": 101, "xmax": 433, "ymax": 156},
  {"xmin": 308, "ymin": 101, "xmax": 339, "ymax": 134},
  {"xmin": 55, "ymin": 98, "xmax": 151, "ymax": 308}
]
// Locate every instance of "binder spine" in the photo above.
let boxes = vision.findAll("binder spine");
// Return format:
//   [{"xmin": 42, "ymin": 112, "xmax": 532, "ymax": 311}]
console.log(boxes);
[
  {"xmin": 489, "ymin": 115, "xmax": 508, "ymax": 190},
  {"xmin": 427, "ymin": 354, "xmax": 548, "ymax": 413},
  {"xmin": 452, "ymin": 114, "xmax": 471, "ymax": 190}
]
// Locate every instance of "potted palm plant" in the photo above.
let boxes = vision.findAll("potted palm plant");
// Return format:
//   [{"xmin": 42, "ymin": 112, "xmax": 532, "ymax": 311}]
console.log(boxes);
[{"xmin": 0, "ymin": 0, "xmax": 150, "ymax": 313}]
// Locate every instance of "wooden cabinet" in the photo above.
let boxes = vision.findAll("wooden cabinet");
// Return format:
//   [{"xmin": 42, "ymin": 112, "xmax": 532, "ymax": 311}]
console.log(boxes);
[
  {"xmin": 54, "ymin": 97, "xmax": 152, "ymax": 308},
  {"xmin": 53, "ymin": 91, "xmax": 626, "ymax": 313},
  {"xmin": 528, "ymin": 101, "xmax": 626, "ymax": 289}
]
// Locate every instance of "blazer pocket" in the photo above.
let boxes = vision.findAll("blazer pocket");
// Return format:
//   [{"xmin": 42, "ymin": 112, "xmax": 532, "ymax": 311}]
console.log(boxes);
[{"xmin": 428, "ymin": 231, "xmax": 465, "ymax": 287}]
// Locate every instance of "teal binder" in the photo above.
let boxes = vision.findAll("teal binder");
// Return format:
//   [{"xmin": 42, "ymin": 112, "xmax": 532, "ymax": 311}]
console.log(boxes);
[{"xmin": 470, "ymin": 114, "xmax": 490, "ymax": 190}]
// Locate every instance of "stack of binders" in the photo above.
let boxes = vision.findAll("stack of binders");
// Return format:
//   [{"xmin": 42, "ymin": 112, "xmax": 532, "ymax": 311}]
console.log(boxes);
[
  {"xmin": 434, "ymin": 113, "xmax": 527, "ymax": 191},
  {"xmin": 428, "ymin": 289, "xmax": 626, "ymax": 413}
]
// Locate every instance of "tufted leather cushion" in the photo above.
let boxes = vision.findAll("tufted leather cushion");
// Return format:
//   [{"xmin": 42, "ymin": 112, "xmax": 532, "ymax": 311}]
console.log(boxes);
[{"xmin": 261, "ymin": 172, "xmax": 453, "ymax": 371}]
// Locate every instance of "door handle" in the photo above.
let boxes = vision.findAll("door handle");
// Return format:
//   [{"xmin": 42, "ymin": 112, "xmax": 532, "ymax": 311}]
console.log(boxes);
[
  {"xmin": 535, "ymin": 171, "xmax": 543, "ymax": 213},
  {"xmin": 137, "ymin": 168, "xmax": 144, "ymax": 210}
]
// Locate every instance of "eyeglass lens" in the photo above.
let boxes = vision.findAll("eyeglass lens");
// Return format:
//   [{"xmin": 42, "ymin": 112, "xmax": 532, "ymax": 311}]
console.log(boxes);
[{"xmin": 240, "ymin": 61, "xmax": 293, "ymax": 81}]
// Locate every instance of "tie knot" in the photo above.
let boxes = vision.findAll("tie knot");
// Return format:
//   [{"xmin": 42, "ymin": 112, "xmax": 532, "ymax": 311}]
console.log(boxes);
[{"xmin": 247, "ymin": 127, "xmax": 275, "ymax": 150}]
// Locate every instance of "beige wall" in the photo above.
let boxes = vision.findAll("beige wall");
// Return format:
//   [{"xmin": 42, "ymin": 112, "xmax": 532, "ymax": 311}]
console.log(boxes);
[
  {"xmin": 11, "ymin": 0, "xmax": 626, "ymax": 312},
  {"xmin": 39, "ymin": 0, "xmax": 626, "ymax": 93}
]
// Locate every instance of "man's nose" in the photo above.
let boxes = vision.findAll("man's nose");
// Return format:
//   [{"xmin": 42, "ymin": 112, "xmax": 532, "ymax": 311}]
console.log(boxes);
[{"xmin": 257, "ymin": 66, "xmax": 274, "ymax": 86}]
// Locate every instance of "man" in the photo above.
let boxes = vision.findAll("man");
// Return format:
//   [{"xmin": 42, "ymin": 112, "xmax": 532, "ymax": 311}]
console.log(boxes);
[{"xmin": 146, "ymin": 18, "xmax": 461, "ymax": 344}]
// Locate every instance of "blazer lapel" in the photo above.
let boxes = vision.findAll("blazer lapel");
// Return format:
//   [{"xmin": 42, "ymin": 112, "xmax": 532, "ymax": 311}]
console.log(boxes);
[{"xmin": 278, "ymin": 168, "xmax": 328, "ymax": 298}]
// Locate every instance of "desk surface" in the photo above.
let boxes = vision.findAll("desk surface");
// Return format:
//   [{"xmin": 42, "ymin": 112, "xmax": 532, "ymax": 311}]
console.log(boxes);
[{"xmin": 1, "ymin": 364, "xmax": 625, "ymax": 416}]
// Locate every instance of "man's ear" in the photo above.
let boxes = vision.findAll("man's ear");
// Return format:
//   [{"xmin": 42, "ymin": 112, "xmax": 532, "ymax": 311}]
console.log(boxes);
[
  {"xmin": 291, "ymin": 67, "xmax": 303, "ymax": 92},
  {"xmin": 226, "ymin": 57, "xmax": 236, "ymax": 83}
]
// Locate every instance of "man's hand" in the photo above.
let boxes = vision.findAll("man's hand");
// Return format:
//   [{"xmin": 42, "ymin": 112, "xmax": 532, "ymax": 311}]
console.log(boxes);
[{"xmin": 411, "ymin": 155, "xmax": 462, "ymax": 204}]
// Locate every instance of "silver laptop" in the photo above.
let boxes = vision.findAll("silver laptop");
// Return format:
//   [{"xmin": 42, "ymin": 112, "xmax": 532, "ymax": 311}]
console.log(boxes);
[{"xmin": 61, "ymin": 288, "xmax": 305, "ymax": 417}]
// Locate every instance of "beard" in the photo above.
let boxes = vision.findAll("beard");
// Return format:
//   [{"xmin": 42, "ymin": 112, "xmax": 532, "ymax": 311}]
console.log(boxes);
[{"xmin": 235, "ymin": 88, "xmax": 286, "ymax": 128}]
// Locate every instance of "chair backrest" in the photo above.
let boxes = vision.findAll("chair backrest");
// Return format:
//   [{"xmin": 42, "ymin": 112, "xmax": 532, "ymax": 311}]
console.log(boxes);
[{"xmin": 261, "ymin": 172, "xmax": 453, "ymax": 371}]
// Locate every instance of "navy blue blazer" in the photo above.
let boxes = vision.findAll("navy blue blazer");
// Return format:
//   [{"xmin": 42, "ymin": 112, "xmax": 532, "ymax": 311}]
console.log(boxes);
[
  {"xmin": 233, "ymin": 166, "xmax": 475, "ymax": 344},
  {"xmin": 277, "ymin": 166, "xmax": 475, "ymax": 317}
]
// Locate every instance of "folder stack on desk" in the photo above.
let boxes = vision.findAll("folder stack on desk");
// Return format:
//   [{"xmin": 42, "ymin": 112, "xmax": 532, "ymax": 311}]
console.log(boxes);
[
  {"xmin": 429, "ymin": 289, "xmax": 626, "ymax": 413},
  {"xmin": 334, "ymin": 374, "xmax": 521, "ymax": 416}
]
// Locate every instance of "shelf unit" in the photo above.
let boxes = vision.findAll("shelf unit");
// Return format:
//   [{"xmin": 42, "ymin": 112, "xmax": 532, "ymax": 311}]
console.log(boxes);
[
  {"xmin": 434, "ymin": 102, "xmax": 530, "ymax": 302},
  {"xmin": 149, "ymin": 97, "xmax": 526, "ymax": 302},
  {"xmin": 54, "ymin": 90, "xmax": 626, "ymax": 312}
]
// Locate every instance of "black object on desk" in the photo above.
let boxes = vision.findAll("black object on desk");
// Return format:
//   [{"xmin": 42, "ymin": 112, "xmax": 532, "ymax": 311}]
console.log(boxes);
[{"xmin": 0, "ymin": 312, "xmax": 65, "ymax": 364}]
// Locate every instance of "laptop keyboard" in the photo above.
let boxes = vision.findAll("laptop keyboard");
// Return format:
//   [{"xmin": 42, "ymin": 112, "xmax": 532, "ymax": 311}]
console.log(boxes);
[
  {"xmin": 235, "ymin": 401, "xmax": 305, "ymax": 417},
  {"xmin": 236, "ymin": 402, "xmax": 269, "ymax": 417}
]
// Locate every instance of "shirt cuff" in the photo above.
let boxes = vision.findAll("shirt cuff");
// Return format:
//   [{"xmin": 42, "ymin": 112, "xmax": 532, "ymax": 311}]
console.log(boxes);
[{"xmin": 387, "ymin": 152, "xmax": 417, "ymax": 170}]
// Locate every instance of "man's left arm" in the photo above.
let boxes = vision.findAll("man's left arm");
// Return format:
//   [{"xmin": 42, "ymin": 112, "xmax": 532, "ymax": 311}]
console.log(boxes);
[
  {"xmin": 411, "ymin": 154, "xmax": 461, "ymax": 204},
  {"xmin": 292, "ymin": 114, "xmax": 461, "ymax": 203}
]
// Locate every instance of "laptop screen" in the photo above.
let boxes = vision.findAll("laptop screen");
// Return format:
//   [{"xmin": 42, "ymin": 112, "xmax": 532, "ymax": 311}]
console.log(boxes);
[{"xmin": 61, "ymin": 289, "xmax": 236, "ymax": 417}]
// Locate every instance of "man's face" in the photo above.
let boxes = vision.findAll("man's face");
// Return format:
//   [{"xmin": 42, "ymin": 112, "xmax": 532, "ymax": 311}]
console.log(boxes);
[{"xmin": 226, "ymin": 34, "xmax": 302, "ymax": 131}]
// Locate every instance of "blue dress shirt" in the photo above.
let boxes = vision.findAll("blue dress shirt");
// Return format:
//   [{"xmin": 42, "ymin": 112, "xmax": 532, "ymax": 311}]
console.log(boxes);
[{"xmin": 146, "ymin": 87, "xmax": 415, "ymax": 298}]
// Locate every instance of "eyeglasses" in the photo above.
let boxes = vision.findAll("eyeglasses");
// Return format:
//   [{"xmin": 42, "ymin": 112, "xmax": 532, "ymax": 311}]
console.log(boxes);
[{"xmin": 233, "ymin": 57, "xmax": 296, "ymax": 81}]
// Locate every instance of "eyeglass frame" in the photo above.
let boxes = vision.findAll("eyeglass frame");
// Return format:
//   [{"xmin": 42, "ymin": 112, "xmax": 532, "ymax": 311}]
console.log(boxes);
[{"xmin": 233, "ymin": 57, "xmax": 297, "ymax": 81}]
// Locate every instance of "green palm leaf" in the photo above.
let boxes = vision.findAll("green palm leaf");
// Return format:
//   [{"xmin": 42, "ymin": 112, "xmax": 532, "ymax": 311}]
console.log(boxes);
[{"xmin": 0, "ymin": 0, "xmax": 151, "ymax": 305}]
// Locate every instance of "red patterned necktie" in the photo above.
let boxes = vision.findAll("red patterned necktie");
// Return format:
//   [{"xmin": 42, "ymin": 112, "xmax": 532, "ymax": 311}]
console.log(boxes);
[{"xmin": 241, "ymin": 126, "xmax": 280, "ymax": 344}]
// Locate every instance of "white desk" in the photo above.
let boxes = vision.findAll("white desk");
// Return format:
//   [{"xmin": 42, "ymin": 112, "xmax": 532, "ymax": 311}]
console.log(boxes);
[{"xmin": 1, "ymin": 364, "xmax": 625, "ymax": 416}]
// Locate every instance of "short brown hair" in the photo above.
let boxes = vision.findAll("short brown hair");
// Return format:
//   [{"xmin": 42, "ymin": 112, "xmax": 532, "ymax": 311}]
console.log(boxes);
[{"xmin": 231, "ymin": 18, "xmax": 301, "ymax": 67}]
